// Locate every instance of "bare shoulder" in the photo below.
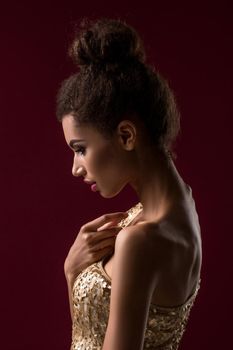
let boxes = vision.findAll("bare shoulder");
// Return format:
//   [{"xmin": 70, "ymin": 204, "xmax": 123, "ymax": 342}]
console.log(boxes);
[
  {"xmin": 116, "ymin": 221, "xmax": 177, "ymax": 255},
  {"xmin": 115, "ymin": 218, "xmax": 201, "ymax": 304},
  {"xmin": 115, "ymin": 222, "xmax": 169, "ymax": 271},
  {"xmin": 116, "ymin": 222, "xmax": 154, "ymax": 251}
]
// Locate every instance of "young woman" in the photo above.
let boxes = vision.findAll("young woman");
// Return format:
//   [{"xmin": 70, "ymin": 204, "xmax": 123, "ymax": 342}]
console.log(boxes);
[{"xmin": 56, "ymin": 18, "xmax": 202, "ymax": 350}]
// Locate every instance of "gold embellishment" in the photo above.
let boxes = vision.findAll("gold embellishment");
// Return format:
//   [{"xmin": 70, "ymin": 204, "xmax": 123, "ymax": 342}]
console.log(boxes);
[
  {"xmin": 72, "ymin": 260, "xmax": 200, "ymax": 349},
  {"xmin": 117, "ymin": 202, "xmax": 143, "ymax": 228}
]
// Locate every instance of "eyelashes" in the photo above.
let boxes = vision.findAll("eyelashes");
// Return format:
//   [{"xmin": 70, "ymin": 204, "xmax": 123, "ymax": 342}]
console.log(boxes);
[{"xmin": 74, "ymin": 146, "xmax": 86, "ymax": 156}]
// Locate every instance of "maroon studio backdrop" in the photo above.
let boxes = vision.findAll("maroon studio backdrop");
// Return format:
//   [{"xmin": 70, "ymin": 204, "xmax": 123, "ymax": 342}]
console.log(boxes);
[{"xmin": 1, "ymin": 1, "xmax": 232, "ymax": 349}]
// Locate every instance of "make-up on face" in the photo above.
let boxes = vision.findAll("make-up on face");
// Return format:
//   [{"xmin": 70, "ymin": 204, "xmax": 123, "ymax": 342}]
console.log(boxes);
[{"xmin": 62, "ymin": 114, "xmax": 135, "ymax": 198}]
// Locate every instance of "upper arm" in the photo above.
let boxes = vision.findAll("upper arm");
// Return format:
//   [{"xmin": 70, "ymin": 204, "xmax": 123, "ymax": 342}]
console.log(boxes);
[{"xmin": 102, "ymin": 226, "xmax": 158, "ymax": 350}]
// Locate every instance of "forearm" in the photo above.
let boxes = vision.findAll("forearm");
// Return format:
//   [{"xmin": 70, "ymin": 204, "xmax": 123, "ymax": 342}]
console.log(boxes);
[
  {"xmin": 66, "ymin": 276, "xmax": 74, "ymax": 322},
  {"xmin": 64, "ymin": 256, "xmax": 81, "ymax": 322}
]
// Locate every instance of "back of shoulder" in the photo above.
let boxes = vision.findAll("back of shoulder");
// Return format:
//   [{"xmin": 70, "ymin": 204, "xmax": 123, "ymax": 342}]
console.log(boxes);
[
  {"xmin": 116, "ymin": 219, "xmax": 201, "ymax": 299},
  {"xmin": 116, "ymin": 220, "xmax": 197, "ymax": 265},
  {"xmin": 115, "ymin": 222, "xmax": 169, "ymax": 258}
]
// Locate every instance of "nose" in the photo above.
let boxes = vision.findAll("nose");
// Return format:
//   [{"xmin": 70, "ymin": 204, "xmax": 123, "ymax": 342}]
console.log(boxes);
[
  {"xmin": 72, "ymin": 166, "xmax": 85, "ymax": 176},
  {"xmin": 72, "ymin": 165, "xmax": 86, "ymax": 177},
  {"xmin": 72, "ymin": 163, "xmax": 86, "ymax": 177}
]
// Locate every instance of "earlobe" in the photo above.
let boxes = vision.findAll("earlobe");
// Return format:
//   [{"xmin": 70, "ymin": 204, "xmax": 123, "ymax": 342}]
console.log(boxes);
[{"xmin": 117, "ymin": 120, "xmax": 136, "ymax": 151}]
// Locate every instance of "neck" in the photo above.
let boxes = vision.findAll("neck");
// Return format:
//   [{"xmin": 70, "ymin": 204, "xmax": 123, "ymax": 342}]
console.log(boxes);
[{"xmin": 129, "ymin": 147, "xmax": 185, "ymax": 221}]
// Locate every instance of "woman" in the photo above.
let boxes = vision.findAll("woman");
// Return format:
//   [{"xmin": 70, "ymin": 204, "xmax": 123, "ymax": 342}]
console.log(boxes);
[{"xmin": 56, "ymin": 18, "xmax": 202, "ymax": 350}]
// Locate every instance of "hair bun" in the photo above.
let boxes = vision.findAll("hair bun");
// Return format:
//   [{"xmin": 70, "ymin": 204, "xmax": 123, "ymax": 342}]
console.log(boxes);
[{"xmin": 68, "ymin": 18, "xmax": 146, "ymax": 67}]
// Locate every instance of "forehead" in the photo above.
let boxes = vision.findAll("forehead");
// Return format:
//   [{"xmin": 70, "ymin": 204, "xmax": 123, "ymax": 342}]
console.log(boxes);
[{"xmin": 62, "ymin": 114, "xmax": 109, "ymax": 145}]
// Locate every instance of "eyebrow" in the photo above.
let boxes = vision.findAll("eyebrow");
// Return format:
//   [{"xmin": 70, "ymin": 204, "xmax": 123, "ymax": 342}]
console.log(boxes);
[{"xmin": 69, "ymin": 139, "xmax": 86, "ymax": 148}]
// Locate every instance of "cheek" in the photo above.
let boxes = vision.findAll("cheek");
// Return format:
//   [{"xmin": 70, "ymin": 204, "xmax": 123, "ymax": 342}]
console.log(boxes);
[
  {"xmin": 89, "ymin": 145, "xmax": 122, "ymax": 176},
  {"xmin": 86, "ymin": 148, "xmax": 111, "ymax": 175}
]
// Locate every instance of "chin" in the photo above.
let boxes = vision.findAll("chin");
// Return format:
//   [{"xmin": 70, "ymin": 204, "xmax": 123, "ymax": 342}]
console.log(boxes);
[
  {"xmin": 100, "ymin": 191, "xmax": 118, "ymax": 199},
  {"xmin": 100, "ymin": 184, "xmax": 126, "ymax": 199}
]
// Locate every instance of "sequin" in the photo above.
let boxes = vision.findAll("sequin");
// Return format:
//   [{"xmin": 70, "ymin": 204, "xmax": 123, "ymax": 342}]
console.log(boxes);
[{"xmin": 71, "ymin": 202, "xmax": 201, "ymax": 349}]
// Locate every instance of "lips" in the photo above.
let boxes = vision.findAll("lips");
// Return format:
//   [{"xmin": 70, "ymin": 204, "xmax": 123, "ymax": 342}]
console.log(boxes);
[
  {"xmin": 84, "ymin": 179, "xmax": 98, "ymax": 192},
  {"xmin": 91, "ymin": 183, "xmax": 98, "ymax": 192}
]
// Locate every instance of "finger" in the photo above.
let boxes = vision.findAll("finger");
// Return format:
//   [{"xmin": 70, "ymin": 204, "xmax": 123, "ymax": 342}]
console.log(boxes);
[
  {"xmin": 80, "ymin": 226, "xmax": 121, "ymax": 246},
  {"xmin": 82, "ymin": 212, "xmax": 128, "ymax": 232},
  {"xmin": 92, "ymin": 226, "xmax": 122, "ymax": 242},
  {"xmin": 93, "ymin": 246, "xmax": 114, "ymax": 262},
  {"xmin": 91, "ymin": 237, "xmax": 116, "ymax": 252},
  {"xmin": 97, "ymin": 220, "xmax": 122, "ymax": 231}
]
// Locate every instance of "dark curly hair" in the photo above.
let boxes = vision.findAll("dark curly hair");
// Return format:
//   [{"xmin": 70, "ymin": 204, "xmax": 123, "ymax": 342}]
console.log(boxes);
[{"xmin": 56, "ymin": 18, "xmax": 180, "ymax": 157}]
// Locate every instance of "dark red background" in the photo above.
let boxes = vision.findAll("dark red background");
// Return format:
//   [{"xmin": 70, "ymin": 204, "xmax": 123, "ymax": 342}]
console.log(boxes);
[{"xmin": 1, "ymin": 1, "xmax": 232, "ymax": 349}]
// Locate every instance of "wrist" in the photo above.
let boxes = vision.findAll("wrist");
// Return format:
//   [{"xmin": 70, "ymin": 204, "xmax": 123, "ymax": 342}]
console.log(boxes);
[
  {"xmin": 64, "ymin": 259, "xmax": 76, "ymax": 279},
  {"xmin": 65, "ymin": 268, "xmax": 80, "ymax": 286},
  {"xmin": 65, "ymin": 270, "xmax": 75, "ymax": 282},
  {"xmin": 65, "ymin": 274, "xmax": 75, "ymax": 289}
]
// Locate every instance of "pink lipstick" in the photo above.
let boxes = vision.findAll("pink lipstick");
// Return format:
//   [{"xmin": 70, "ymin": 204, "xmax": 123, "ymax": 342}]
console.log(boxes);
[{"xmin": 91, "ymin": 183, "xmax": 98, "ymax": 192}]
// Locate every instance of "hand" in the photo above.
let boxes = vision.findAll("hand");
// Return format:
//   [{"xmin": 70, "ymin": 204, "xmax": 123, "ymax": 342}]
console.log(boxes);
[{"xmin": 64, "ymin": 211, "xmax": 128, "ymax": 284}]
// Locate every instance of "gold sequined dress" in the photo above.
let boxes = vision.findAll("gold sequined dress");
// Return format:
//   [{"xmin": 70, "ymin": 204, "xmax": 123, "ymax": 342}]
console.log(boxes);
[{"xmin": 71, "ymin": 203, "xmax": 201, "ymax": 350}]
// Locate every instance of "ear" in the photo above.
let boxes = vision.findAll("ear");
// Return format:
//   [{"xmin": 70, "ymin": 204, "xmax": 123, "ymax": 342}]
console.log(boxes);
[{"xmin": 116, "ymin": 120, "xmax": 137, "ymax": 151}]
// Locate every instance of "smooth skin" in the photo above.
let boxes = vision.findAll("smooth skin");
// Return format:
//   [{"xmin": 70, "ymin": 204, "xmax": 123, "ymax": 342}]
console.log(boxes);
[{"xmin": 62, "ymin": 114, "xmax": 202, "ymax": 350}]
